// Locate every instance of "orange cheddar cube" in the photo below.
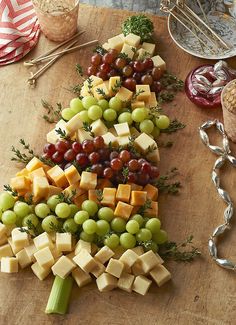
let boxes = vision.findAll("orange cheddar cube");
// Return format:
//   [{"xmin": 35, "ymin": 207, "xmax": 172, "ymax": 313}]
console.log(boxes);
[
  {"xmin": 80, "ymin": 172, "xmax": 97, "ymax": 190},
  {"xmin": 26, "ymin": 157, "xmax": 44, "ymax": 172},
  {"xmin": 96, "ymin": 179, "xmax": 113, "ymax": 189},
  {"xmin": 47, "ymin": 185, "xmax": 62, "ymax": 198},
  {"xmin": 101, "ymin": 188, "xmax": 116, "ymax": 207},
  {"xmin": 114, "ymin": 201, "xmax": 133, "ymax": 220},
  {"xmin": 144, "ymin": 201, "xmax": 158, "ymax": 217},
  {"xmin": 128, "ymin": 183, "xmax": 143, "ymax": 191},
  {"xmin": 74, "ymin": 193, "xmax": 88, "ymax": 209},
  {"xmin": 33, "ymin": 176, "xmax": 49, "ymax": 202},
  {"xmin": 88, "ymin": 190, "xmax": 100, "ymax": 204},
  {"xmin": 47, "ymin": 165, "xmax": 69, "ymax": 188},
  {"xmin": 10, "ymin": 176, "xmax": 31, "ymax": 193},
  {"xmin": 63, "ymin": 184, "xmax": 86, "ymax": 199},
  {"xmin": 116, "ymin": 184, "xmax": 131, "ymax": 203},
  {"xmin": 16, "ymin": 168, "xmax": 29, "ymax": 177},
  {"xmin": 131, "ymin": 206, "xmax": 140, "ymax": 215},
  {"xmin": 64, "ymin": 165, "xmax": 81, "ymax": 185},
  {"xmin": 29, "ymin": 167, "xmax": 46, "ymax": 180},
  {"xmin": 143, "ymin": 184, "xmax": 158, "ymax": 201},
  {"xmin": 130, "ymin": 191, "xmax": 147, "ymax": 206}
]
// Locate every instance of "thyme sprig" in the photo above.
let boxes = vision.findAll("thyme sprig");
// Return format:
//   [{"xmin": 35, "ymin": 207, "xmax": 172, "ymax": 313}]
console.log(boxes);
[
  {"xmin": 41, "ymin": 99, "xmax": 62, "ymax": 123},
  {"xmin": 157, "ymin": 140, "xmax": 174, "ymax": 148},
  {"xmin": 19, "ymin": 220, "xmax": 41, "ymax": 238},
  {"xmin": 93, "ymin": 45, "xmax": 107, "ymax": 56},
  {"xmin": 131, "ymin": 89, "xmax": 145, "ymax": 103},
  {"xmin": 111, "ymin": 80, "xmax": 122, "ymax": 94},
  {"xmin": 87, "ymin": 77, "xmax": 94, "ymax": 95},
  {"xmin": 161, "ymin": 119, "xmax": 186, "ymax": 134},
  {"xmin": 3, "ymin": 185, "xmax": 18, "ymax": 197},
  {"xmin": 76, "ymin": 64, "xmax": 84, "ymax": 77},
  {"xmin": 138, "ymin": 199, "xmax": 152, "ymax": 215},
  {"xmin": 3, "ymin": 185, "xmax": 33, "ymax": 204},
  {"xmin": 122, "ymin": 167, "xmax": 129, "ymax": 183},
  {"xmin": 69, "ymin": 84, "xmax": 82, "ymax": 97},
  {"xmin": 160, "ymin": 72, "xmax": 184, "ymax": 91},
  {"xmin": 154, "ymin": 167, "xmax": 181, "ymax": 194},
  {"xmin": 55, "ymin": 128, "xmax": 70, "ymax": 140},
  {"xmin": 96, "ymin": 189, "xmax": 103, "ymax": 203},
  {"xmin": 57, "ymin": 190, "xmax": 77, "ymax": 204},
  {"xmin": 49, "ymin": 222, "xmax": 65, "ymax": 233},
  {"xmin": 127, "ymin": 136, "xmax": 140, "ymax": 157},
  {"xmin": 83, "ymin": 122, "xmax": 95, "ymax": 137},
  {"xmin": 11, "ymin": 139, "xmax": 35, "ymax": 164},
  {"xmin": 118, "ymin": 52, "xmax": 131, "ymax": 62}
]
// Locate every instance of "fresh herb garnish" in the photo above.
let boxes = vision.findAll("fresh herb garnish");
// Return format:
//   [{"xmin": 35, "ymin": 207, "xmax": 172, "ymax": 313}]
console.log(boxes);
[
  {"xmin": 157, "ymin": 141, "xmax": 174, "ymax": 148},
  {"xmin": 86, "ymin": 77, "xmax": 93, "ymax": 95},
  {"xmin": 57, "ymin": 191, "xmax": 77, "ymax": 204},
  {"xmin": 93, "ymin": 45, "xmax": 107, "ymax": 56},
  {"xmin": 55, "ymin": 128, "xmax": 70, "ymax": 140},
  {"xmin": 131, "ymin": 89, "xmax": 145, "ymax": 102},
  {"xmin": 160, "ymin": 72, "xmax": 184, "ymax": 91},
  {"xmin": 95, "ymin": 189, "xmax": 103, "ymax": 202},
  {"xmin": 3, "ymin": 185, "xmax": 18, "ymax": 197},
  {"xmin": 69, "ymin": 84, "xmax": 82, "ymax": 97},
  {"xmin": 118, "ymin": 52, "xmax": 131, "ymax": 62},
  {"xmin": 95, "ymin": 87, "xmax": 107, "ymax": 99},
  {"xmin": 76, "ymin": 63, "xmax": 84, "ymax": 77},
  {"xmin": 11, "ymin": 139, "xmax": 35, "ymax": 164},
  {"xmin": 111, "ymin": 80, "xmax": 122, "ymax": 94},
  {"xmin": 122, "ymin": 167, "xmax": 129, "ymax": 183},
  {"xmin": 19, "ymin": 220, "xmax": 41, "ymax": 237},
  {"xmin": 41, "ymin": 99, "xmax": 62, "ymax": 123},
  {"xmin": 161, "ymin": 119, "xmax": 186, "ymax": 134},
  {"xmin": 154, "ymin": 167, "xmax": 181, "ymax": 194},
  {"xmin": 158, "ymin": 91, "xmax": 175, "ymax": 103},
  {"xmin": 122, "ymin": 15, "xmax": 154, "ymax": 42},
  {"xmin": 138, "ymin": 199, "xmax": 152, "ymax": 215},
  {"xmin": 82, "ymin": 122, "xmax": 95, "ymax": 137},
  {"xmin": 139, "ymin": 51, "xmax": 151, "ymax": 61}
]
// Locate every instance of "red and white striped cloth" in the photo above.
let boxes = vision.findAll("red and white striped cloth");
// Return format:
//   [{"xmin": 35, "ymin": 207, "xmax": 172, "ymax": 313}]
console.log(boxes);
[{"xmin": 0, "ymin": 0, "xmax": 40, "ymax": 65}]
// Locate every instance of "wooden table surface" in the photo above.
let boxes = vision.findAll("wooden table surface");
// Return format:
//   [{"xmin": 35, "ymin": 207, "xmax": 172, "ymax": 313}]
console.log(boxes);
[{"xmin": 1, "ymin": 4, "xmax": 236, "ymax": 325}]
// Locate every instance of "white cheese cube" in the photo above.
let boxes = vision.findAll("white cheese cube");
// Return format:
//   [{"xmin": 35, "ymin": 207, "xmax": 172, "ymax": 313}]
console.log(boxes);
[
  {"xmin": 91, "ymin": 119, "xmax": 108, "ymax": 136},
  {"xmin": 46, "ymin": 129, "xmax": 59, "ymax": 145},
  {"xmin": 93, "ymin": 83, "xmax": 110, "ymax": 100},
  {"xmin": 102, "ymin": 42, "xmax": 111, "ymax": 51},
  {"xmin": 16, "ymin": 248, "xmax": 32, "ymax": 268},
  {"xmin": 134, "ymin": 133, "xmax": 157, "ymax": 154},
  {"xmin": 34, "ymin": 246, "xmax": 55, "ymax": 268},
  {"xmin": 77, "ymin": 129, "xmax": 93, "ymax": 143},
  {"xmin": 125, "ymin": 33, "xmax": 141, "ymax": 47},
  {"xmin": 51, "ymin": 255, "xmax": 76, "ymax": 278},
  {"xmin": 94, "ymin": 246, "xmax": 114, "ymax": 264},
  {"xmin": 151, "ymin": 55, "xmax": 166, "ymax": 71},
  {"xmin": 136, "ymin": 48, "xmax": 150, "ymax": 60},
  {"xmin": 114, "ymin": 122, "xmax": 130, "ymax": 136},
  {"xmin": 149, "ymin": 264, "xmax": 171, "ymax": 286},
  {"xmin": 136, "ymin": 85, "xmax": 151, "ymax": 101},
  {"xmin": 0, "ymin": 245, "xmax": 13, "ymax": 260},
  {"xmin": 131, "ymin": 246, "xmax": 144, "ymax": 256},
  {"xmin": 8, "ymin": 237, "xmax": 23, "ymax": 255},
  {"xmin": 115, "ymin": 87, "xmax": 133, "ymax": 102},
  {"xmin": 132, "ymin": 275, "xmax": 152, "ymax": 295},
  {"xmin": 91, "ymin": 260, "xmax": 106, "ymax": 278},
  {"xmin": 24, "ymin": 243, "xmax": 37, "ymax": 262},
  {"xmin": 66, "ymin": 113, "xmax": 83, "ymax": 134},
  {"xmin": 145, "ymin": 92, "xmax": 158, "ymax": 108},
  {"xmin": 73, "ymin": 249, "xmax": 97, "ymax": 273},
  {"xmin": 33, "ymin": 232, "xmax": 53, "ymax": 250},
  {"xmin": 117, "ymin": 136, "xmax": 130, "ymax": 147},
  {"xmin": 0, "ymin": 234, "xmax": 8, "ymax": 246},
  {"xmin": 72, "ymin": 267, "xmax": 92, "ymax": 288},
  {"xmin": 106, "ymin": 258, "xmax": 124, "ymax": 278},
  {"xmin": 80, "ymin": 171, "xmax": 97, "ymax": 190},
  {"xmin": 56, "ymin": 233, "xmax": 72, "ymax": 252},
  {"xmin": 74, "ymin": 240, "xmax": 91, "ymax": 255},
  {"xmin": 84, "ymin": 75, "xmax": 103, "ymax": 88},
  {"xmin": 142, "ymin": 42, "xmax": 155, "ymax": 56},
  {"xmin": 102, "ymin": 132, "xmax": 118, "ymax": 146},
  {"xmin": 118, "ymin": 33, "xmax": 125, "ymax": 41},
  {"xmin": 31, "ymin": 261, "xmax": 51, "ymax": 280},
  {"xmin": 1, "ymin": 257, "xmax": 18, "ymax": 273},
  {"xmin": 119, "ymin": 249, "xmax": 139, "ymax": 269},
  {"xmin": 121, "ymin": 43, "xmax": 135, "ymax": 59},
  {"xmin": 0, "ymin": 222, "xmax": 7, "ymax": 238},
  {"xmin": 108, "ymin": 35, "xmax": 124, "ymax": 52},
  {"xmin": 146, "ymin": 148, "xmax": 160, "ymax": 163},
  {"xmin": 132, "ymin": 260, "xmax": 146, "ymax": 276},
  {"xmin": 96, "ymin": 273, "xmax": 117, "ymax": 292},
  {"xmin": 118, "ymin": 272, "xmax": 135, "ymax": 293},
  {"xmin": 11, "ymin": 228, "xmax": 29, "ymax": 248},
  {"xmin": 138, "ymin": 250, "xmax": 161, "ymax": 273}
]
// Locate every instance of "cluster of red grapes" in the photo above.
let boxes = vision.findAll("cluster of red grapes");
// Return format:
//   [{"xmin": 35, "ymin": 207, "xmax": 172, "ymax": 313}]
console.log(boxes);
[
  {"xmin": 42, "ymin": 136, "xmax": 159, "ymax": 186},
  {"xmin": 87, "ymin": 49, "xmax": 164, "ymax": 93}
]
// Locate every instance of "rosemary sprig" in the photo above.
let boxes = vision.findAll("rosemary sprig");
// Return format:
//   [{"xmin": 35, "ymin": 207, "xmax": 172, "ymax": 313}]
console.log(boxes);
[
  {"xmin": 76, "ymin": 63, "xmax": 84, "ymax": 77},
  {"xmin": 83, "ymin": 122, "xmax": 95, "ymax": 137},
  {"xmin": 39, "ymin": 157, "xmax": 55, "ymax": 167},
  {"xmin": 161, "ymin": 119, "xmax": 185, "ymax": 134},
  {"xmin": 55, "ymin": 128, "xmax": 70, "ymax": 140},
  {"xmin": 95, "ymin": 87, "xmax": 108, "ymax": 99},
  {"xmin": 138, "ymin": 199, "xmax": 152, "ymax": 215},
  {"xmin": 41, "ymin": 99, "xmax": 62, "ymax": 124},
  {"xmin": 159, "ymin": 235, "xmax": 201, "ymax": 262},
  {"xmin": 57, "ymin": 190, "xmax": 77, "ymax": 204},
  {"xmin": 111, "ymin": 80, "xmax": 122, "ymax": 94},
  {"xmin": 93, "ymin": 45, "xmax": 107, "ymax": 56},
  {"xmin": 3, "ymin": 185, "xmax": 18, "ymax": 197},
  {"xmin": 154, "ymin": 167, "xmax": 181, "ymax": 194}
]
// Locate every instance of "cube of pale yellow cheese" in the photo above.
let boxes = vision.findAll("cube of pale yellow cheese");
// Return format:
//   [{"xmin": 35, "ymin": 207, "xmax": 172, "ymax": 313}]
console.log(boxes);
[
  {"xmin": 102, "ymin": 42, "xmax": 111, "ymax": 51},
  {"xmin": 134, "ymin": 133, "xmax": 157, "ymax": 154},
  {"xmin": 132, "ymin": 275, "xmax": 152, "ymax": 295},
  {"xmin": 138, "ymin": 250, "xmax": 161, "ymax": 273},
  {"xmin": 11, "ymin": 228, "xmax": 29, "ymax": 248},
  {"xmin": 47, "ymin": 165, "xmax": 69, "ymax": 189},
  {"xmin": 33, "ymin": 246, "xmax": 55, "ymax": 269},
  {"xmin": 8, "ymin": 237, "xmax": 22, "ymax": 255},
  {"xmin": 66, "ymin": 113, "xmax": 83, "ymax": 134},
  {"xmin": 146, "ymin": 148, "xmax": 160, "ymax": 163},
  {"xmin": 77, "ymin": 128, "xmax": 93, "ymax": 143},
  {"xmin": 118, "ymin": 272, "xmax": 135, "ymax": 293},
  {"xmin": 102, "ymin": 132, "xmax": 118, "ymax": 147},
  {"xmin": 26, "ymin": 157, "xmax": 44, "ymax": 172},
  {"xmin": 114, "ymin": 122, "xmax": 130, "ymax": 136},
  {"xmin": 101, "ymin": 188, "xmax": 116, "ymax": 207},
  {"xmin": 136, "ymin": 48, "xmax": 150, "ymax": 60},
  {"xmin": 55, "ymin": 119, "xmax": 70, "ymax": 134},
  {"xmin": 33, "ymin": 176, "xmax": 50, "ymax": 201},
  {"xmin": 73, "ymin": 249, "xmax": 97, "ymax": 273},
  {"xmin": 64, "ymin": 165, "xmax": 81, "ymax": 185},
  {"xmin": 0, "ymin": 222, "xmax": 7, "ymax": 238},
  {"xmin": 132, "ymin": 260, "xmax": 146, "ymax": 276},
  {"xmin": 108, "ymin": 76, "xmax": 121, "ymax": 95},
  {"xmin": 10, "ymin": 176, "xmax": 31, "ymax": 193},
  {"xmin": 114, "ymin": 201, "xmax": 133, "ymax": 220},
  {"xmin": 145, "ymin": 92, "xmax": 158, "ymax": 108},
  {"xmin": 121, "ymin": 43, "xmax": 135, "ymax": 60},
  {"xmin": 131, "ymin": 246, "xmax": 144, "ymax": 256},
  {"xmin": 117, "ymin": 136, "xmax": 130, "ymax": 147},
  {"xmin": 52, "ymin": 255, "xmax": 76, "ymax": 278},
  {"xmin": 47, "ymin": 185, "xmax": 62, "ymax": 199},
  {"xmin": 1, "ymin": 257, "xmax": 18, "ymax": 273},
  {"xmin": 118, "ymin": 33, "xmax": 125, "ymax": 41},
  {"xmin": 56, "ymin": 233, "xmax": 72, "ymax": 252},
  {"xmin": 131, "ymin": 101, "xmax": 145, "ymax": 109},
  {"xmin": 93, "ymin": 83, "xmax": 110, "ymax": 100},
  {"xmin": 80, "ymin": 171, "xmax": 97, "ymax": 190},
  {"xmin": 130, "ymin": 191, "xmax": 147, "ymax": 206},
  {"xmin": 136, "ymin": 85, "xmax": 151, "ymax": 101},
  {"xmin": 46, "ymin": 129, "xmax": 59, "ymax": 145},
  {"xmin": 51, "ymin": 246, "xmax": 63, "ymax": 260},
  {"xmin": 149, "ymin": 264, "xmax": 171, "ymax": 287},
  {"xmin": 115, "ymin": 87, "xmax": 133, "ymax": 102},
  {"xmin": 31, "ymin": 261, "xmax": 51, "ymax": 280},
  {"xmin": 33, "ymin": 232, "xmax": 53, "ymax": 250},
  {"xmin": 80, "ymin": 84, "xmax": 91, "ymax": 97},
  {"xmin": 72, "ymin": 267, "xmax": 92, "ymax": 288},
  {"xmin": 108, "ymin": 35, "xmax": 124, "ymax": 51},
  {"xmin": 125, "ymin": 33, "xmax": 141, "ymax": 47},
  {"xmin": 94, "ymin": 246, "xmax": 114, "ymax": 264},
  {"xmin": 29, "ymin": 167, "xmax": 46, "ymax": 180},
  {"xmin": 142, "ymin": 42, "xmax": 156, "ymax": 56},
  {"xmin": 84, "ymin": 75, "xmax": 103, "ymax": 88},
  {"xmin": 143, "ymin": 184, "xmax": 158, "ymax": 201},
  {"xmin": 119, "ymin": 249, "xmax": 139, "ymax": 269},
  {"xmin": 91, "ymin": 260, "xmax": 106, "ymax": 278},
  {"xmin": 151, "ymin": 55, "xmax": 166, "ymax": 71},
  {"xmin": 15, "ymin": 248, "xmax": 32, "ymax": 268},
  {"xmin": 0, "ymin": 243, "xmax": 13, "ymax": 260},
  {"xmin": 91, "ymin": 119, "xmax": 108, "ymax": 137},
  {"xmin": 112, "ymin": 246, "xmax": 126, "ymax": 259},
  {"xmin": 130, "ymin": 127, "xmax": 140, "ymax": 138},
  {"xmin": 106, "ymin": 258, "xmax": 124, "ymax": 278},
  {"xmin": 91, "ymin": 243, "xmax": 99, "ymax": 256},
  {"xmin": 116, "ymin": 184, "xmax": 131, "ymax": 203},
  {"xmin": 24, "ymin": 242, "xmax": 37, "ymax": 262},
  {"xmin": 16, "ymin": 168, "xmax": 29, "ymax": 177},
  {"xmin": 74, "ymin": 239, "xmax": 91, "ymax": 255},
  {"xmin": 96, "ymin": 272, "xmax": 118, "ymax": 292},
  {"xmin": 0, "ymin": 234, "xmax": 8, "ymax": 246}
]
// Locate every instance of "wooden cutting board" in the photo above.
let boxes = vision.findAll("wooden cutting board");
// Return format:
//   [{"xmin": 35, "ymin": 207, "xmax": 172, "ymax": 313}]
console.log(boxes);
[{"xmin": 1, "ymin": 4, "xmax": 236, "ymax": 325}]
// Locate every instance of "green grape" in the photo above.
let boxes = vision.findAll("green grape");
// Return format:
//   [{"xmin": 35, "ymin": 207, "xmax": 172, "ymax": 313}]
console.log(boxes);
[
  {"xmin": 96, "ymin": 220, "xmax": 110, "ymax": 236},
  {"xmin": 152, "ymin": 229, "xmax": 168, "ymax": 244},
  {"xmin": 80, "ymin": 231, "xmax": 94, "ymax": 242},
  {"xmin": 82, "ymin": 219, "xmax": 97, "ymax": 235},
  {"xmin": 81, "ymin": 200, "xmax": 98, "ymax": 217},
  {"xmin": 109, "ymin": 97, "xmax": 122, "ymax": 111},
  {"xmin": 13, "ymin": 202, "xmax": 30, "ymax": 218},
  {"xmin": 70, "ymin": 98, "xmax": 84, "ymax": 113},
  {"xmin": 22, "ymin": 214, "xmax": 39, "ymax": 228},
  {"xmin": 61, "ymin": 108, "xmax": 76, "ymax": 121},
  {"xmin": 42, "ymin": 215, "xmax": 58, "ymax": 232},
  {"xmin": 55, "ymin": 203, "xmax": 71, "ymax": 219},
  {"xmin": 98, "ymin": 99, "xmax": 109, "ymax": 110},
  {"xmin": 35, "ymin": 203, "xmax": 50, "ymax": 219},
  {"xmin": 78, "ymin": 110, "xmax": 92, "ymax": 123},
  {"xmin": 0, "ymin": 192, "xmax": 15, "ymax": 211},
  {"xmin": 151, "ymin": 127, "xmax": 161, "ymax": 139},
  {"xmin": 155, "ymin": 115, "xmax": 170, "ymax": 130},
  {"xmin": 63, "ymin": 218, "xmax": 79, "ymax": 233},
  {"xmin": 2, "ymin": 210, "xmax": 17, "ymax": 225},
  {"xmin": 104, "ymin": 234, "xmax": 120, "ymax": 249},
  {"xmin": 131, "ymin": 214, "xmax": 144, "ymax": 227},
  {"xmin": 136, "ymin": 228, "xmax": 152, "ymax": 242},
  {"xmin": 88, "ymin": 105, "xmax": 103, "ymax": 120},
  {"xmin": 111, "ymin": 217, "xmax": 126, "ymax": 232},
  {"xmin": 98, "ymin": 207, "xmax": 114, "ymax": 222},
  {"xmin": 74, "ymin": 210, "xmax": 89, "ymax": 225},
  {"xmin": 118, "ymin": 112, "xmax": 133, "ymax": 125},
  {"xmin": 145, "ymin": 218, "xmax": 161, "ymax": 234},
  {"xmin": 131, "ymin": 108, "xmax": 146, "ymax": 123},
  {"xmin": 82, "ymin": 96, "xmax": 97, "ymax": 109},
  {"xmin": 69, "ymin": 204, "xmax": 79, "ymax": 218},
  {"xmin": 139, "ymin": 119, "xmax": 154, "ymax": 134},
  {"xmin": 47, "ymin": 195, "xmax": 61, "ymax": 212},
  {"xmin": 103, "ymin": 108, "xmax": 117, "ymax": 122},
  {"xmin": 120, "ymin": 232, "xmax": 136, "ymax": 249},
  {"xmin": 126, "ymin": 220, "xmax": 140, "ymax": 234}
]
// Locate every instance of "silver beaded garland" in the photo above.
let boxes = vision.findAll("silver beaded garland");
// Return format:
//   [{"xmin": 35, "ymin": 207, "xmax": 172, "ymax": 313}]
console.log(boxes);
[{"xmin": 199, "ymin": 120, "xmax": 236, "ymax": 271}]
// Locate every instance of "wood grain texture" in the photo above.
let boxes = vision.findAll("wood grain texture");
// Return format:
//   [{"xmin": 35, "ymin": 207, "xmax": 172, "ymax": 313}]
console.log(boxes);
[{"xmin": 1, "ymin": 4, "xmax": 236, "ymax": 325}]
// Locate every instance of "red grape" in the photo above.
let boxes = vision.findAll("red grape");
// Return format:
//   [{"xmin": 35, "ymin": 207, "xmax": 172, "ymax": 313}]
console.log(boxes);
[
  {"xmin": 110, "ymin": 158, "xmax": 123, "ymax": 171},
  {"xmin": 137, "ymin": 172, "xmax": 150, "ymax": 186},
  {"xmin": 138, "ymin": 158, "xmax": 147, "ymax": 165},
  {"xmin": 129, "ymin": 61, "xmax": 135, "ymax": 68},
  {"xmin": 119, "ymin": 150, "xmax": 131, "ymax": 163},
  {"xmin": 109, "ymin": 69, "xmax": 118, "ymax": 78},
  {"xmin": 115, "ymin": 58, "xmax": 127, "ymax": 69},
  {"xmin": 64, "ymin": 149, "xmax": 76, "ymax": 162},
  {"xmin": 43, "ymin": 143, "xmax": 56, "ymax": 156},
  {"xmin": 150, "ymin": 166, "xmax": 160, "ymax": 178},
  {"xmin": 93, "ymin": 136, "xmax": 105, "ymax": 149},
  {"xmin": 96, "ymin": 71, "xmax": 108, "ymax": 80},
  {"xmin": 123, "ymin": 65, "xmax": 133, "ymax": 77},
  {"xmin": 133, "ymin": 61, "xmax": 145, "ymax": 72},
  {"xmin": 110, "ymin": 151, "xmax": 119, "ymax": 160},
  {"xmin": 98, "ymin": 148, "xmax": 110, "ymax": 160},
  {"xmin": 109, "ymin": 49, "xmax": 118, "ymax": 60},
  {"xmin": 72, "ymin": 142, "xmax": 82, "ymax": 154},
  {"xmin": 102, "ymin": 52, "xmax": 114, "ymax": 64},
  {"xmin": 104, "ymin": 161, "xmax": 111, "ymax": 167},
  {"xmin": 141, "ymin": 162, "xmax": 152, "ymax": 174},
  {"xmin": 55, "ymin": 140, "xmax": 71, "ymax": 154},
  {"xmin": 82, "ymin": 140, "xmax": 95, "ymax": 153},
  {"xmin": 87, "ymin": 65, "xmax": 97, "ymax": 76},
  {"xmin": 103, "ymin": 167, "xmax": 114, "ymax": 179},
  {"xmin": 143, "ymin": 58, "xmax": 154, "ymax": 70},
  {"xmin": 127, "ymin": 172, "xmax": 137, "ymax": 183},
  {"xmin": 141, "ymin": 74, "xmax": 153, "ymax": 85},
  {"xmin": 133, "ymin": 72, "xmax": 142, "ymax": 83},
  {"xmin": 152, "ymin": 67, "xmax": 163, "ymax": 81},
  {"xmin": 91, "ymin": 53, "xmax": 102, "ymax": 66},
  {"xmin": 128, "ymin": 159, "xmax": 140, "ymax": 172},
  {"xmin": 52, "ymin": 151, "xmax": 64, "ymax": 163},
  {"xmin": 100, "ymin": 63, "xmax": 111, "ymax": 74},
  {"xmin": 123, "ymin": 78, "xmax": 136, "ymax": 91},
  {"xmin": 89, "ymin": 152, "xmax": 100, "ymax": 164},
  {"xmin": 76, "ymin": 153, "xmax": 89, "ymax": 166},
  {"xmin": 91, "ymin": 164, "xmax": 103, "ymax": 176},
  {"xmin": 151, "ymin": 81, "xmax": 162, "ymax": 93}
]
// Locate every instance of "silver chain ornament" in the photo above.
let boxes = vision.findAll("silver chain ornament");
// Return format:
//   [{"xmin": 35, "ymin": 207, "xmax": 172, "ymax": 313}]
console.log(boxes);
[{"xmin": 199, "ymin": 120, "xmax": 236, "ymax": 271}]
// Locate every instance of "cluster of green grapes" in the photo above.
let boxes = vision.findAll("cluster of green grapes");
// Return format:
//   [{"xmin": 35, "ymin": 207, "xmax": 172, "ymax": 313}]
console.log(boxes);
[
  {"xmin": 0, "ymin": 192, "xmax": 167, "ymax": 252},
  {"xmin": 61, "ymin": 95, "xmax": 170, "ymax": 136}
]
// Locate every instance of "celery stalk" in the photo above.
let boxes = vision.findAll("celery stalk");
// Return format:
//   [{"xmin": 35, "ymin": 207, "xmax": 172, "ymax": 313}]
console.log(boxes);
[{"xmin": 45, "ymin": 276, "xmax": 74, "ymax": 314}]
